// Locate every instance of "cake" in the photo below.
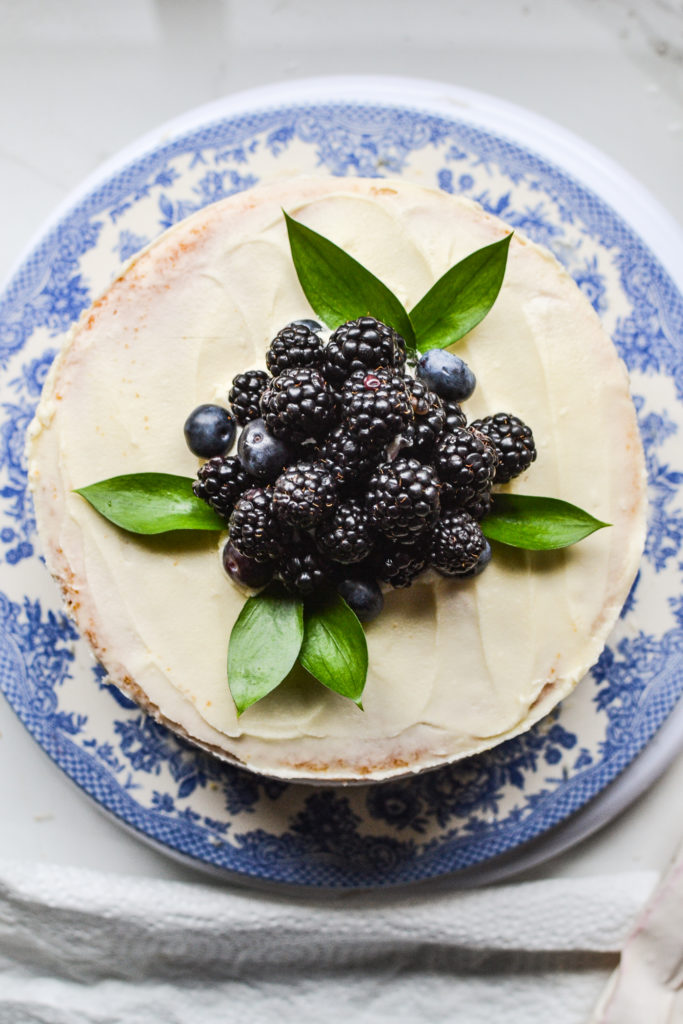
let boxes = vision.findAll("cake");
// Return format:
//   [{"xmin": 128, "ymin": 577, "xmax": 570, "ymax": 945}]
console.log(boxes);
[{"xmin": 26, "ymin": 176, "xmax": 647, "ymax": 783}]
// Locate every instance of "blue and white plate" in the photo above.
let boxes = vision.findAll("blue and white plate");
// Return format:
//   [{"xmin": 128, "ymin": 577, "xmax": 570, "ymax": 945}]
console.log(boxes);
[{"xmin": 1, "ymin": 77, "xmax": 682, "ymax": 890}]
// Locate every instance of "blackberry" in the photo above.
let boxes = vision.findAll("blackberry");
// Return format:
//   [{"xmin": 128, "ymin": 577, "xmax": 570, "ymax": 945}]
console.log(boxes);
[
  {"xmin": 265, "ymin": 322, "xmax": 324, "ymax": 376},
  {"xmin": 315, "ymin": 497, "xmax": 376, "ymax": 564},
  {"xmin": 229, "ymin": 370, "xmax": 271, "ymax": 426},
  {"xmin": 277, "ymin": 541, "xmax": 334, "ymax": 596},
  {"xmin": 193, "ymin": 455, "xmax": 252, "ymax": 522},
  {"xmin": 461, "ymin": 489, "xmax": 493, "ymax": 522},
  {"xmin": 442, "ymin": 399, "xmax": 467, "ymax": 432},
  {"xmin": 316, "ymin": 425, "xmax": 377, "ymax": 488},
  {"xmin": 470, "ymin": 413, "xmax": 537, "ymax": 483},
  {"xmin": 260, "ymin": 366, "xmax": 338, "ymax": 442},
  {"xmin": 402, "ymin": 377, "xmax": 446, "ymax": 457},
  {"xmin": 272, "ymin": 461, "xmax": 337, "ymax": 529},
  {"xmin": 371, "ymin": 534, "xmax": 431, "ymax": 589},
  {"xmin": 366, "ymin": 458, "xmax": 441, "ymax": 540},
  {"xmin": 228, "ymin": 486, "xmax": 291, "ymax": 562},
  {"xmin": 430, "ymin": 509, "xmax": 488, "ymax": 577},
  {"xmin": 341, "ymin": 368, "xmax": 413, "ymax": 453},
  {"xmin": 323, "ymin": 317, "xmax": 406, "ymax": 386},
  {"xmin": 433, "ymin": 426, "xmax": 498, "ymax": 511},
  {"xmin": 459, "ymin": 539, "xmax": 492, "ymax": 578}
]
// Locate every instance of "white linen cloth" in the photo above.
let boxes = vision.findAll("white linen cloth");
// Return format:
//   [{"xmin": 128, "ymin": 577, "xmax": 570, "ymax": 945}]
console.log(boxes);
[
  {"xmin": 592, "ymin": 842, "xmax": 683, "ymax": 1023},
  {"xmin": 0, "ymin": 859, "xmax": 657, "ymax": 1024}
]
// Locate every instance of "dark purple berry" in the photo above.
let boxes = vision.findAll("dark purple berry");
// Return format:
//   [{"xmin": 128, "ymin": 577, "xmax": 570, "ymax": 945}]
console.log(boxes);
[
  {"xmin": 229, "ymin": 370, "xmax": 271, "ymax": 426},
  {"xmin": 237, "ymin": 417, "xmax": 297, "ymax": 481},
  {"xmin": 337, "ymin": 577, "xmax": 384, "ymax": 622},
  {"xmin": 222, "ymin": 541, "xmax": 274, "ymax": 589},
  {"xmin": 266, "ymin": 322, "xmax": 324, "ymax": 375},
  {"xmin": 417, "ymin": 349, "xmax": 476, "ymax": 402},
  {"xmin": 366, "ymin": 458, "xmax": 441, "ymax": 540},
  {"xmin": 260, "ymin": 366, "xmax": 337, "ymax": 442},
  {"xmin": 323, "ymin": 316, "xmax": 406, "ymax": 386},
  {"xmin": 469, "ymin": 413, "xmax": 537, "ymax": 483},
  {"xmin": 272, "ymin": 461, "xmax": 337, "ymax": 529},
  {"xmin": 184, "ymin": 404, "xmax": 236, "ymax": 458},
  {"xmin": 431, "ymin": 510, "xmax": 488, "ymax": 577}
]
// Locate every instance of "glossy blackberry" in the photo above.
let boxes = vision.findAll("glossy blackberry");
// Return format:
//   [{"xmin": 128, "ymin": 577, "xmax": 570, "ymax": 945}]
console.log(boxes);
[
  {"xmin": 402, "ymin": 377, "xmax": 446, "ymax": 457},
  {"xmin": 193, "ymin": 455, "xmax": 252, "ymax": 522},
  {"xmin": 272, "ymin": 461, "xmax": 337, "ymax": 529},
  {"xmin": 442, "ymin": 399, "xmax": 467, "ymax": 432},
  {"xmin": 462, "ymin": 489, "xmax": 493, "ymax": 522},
  {"xmin": 366, "ymin": 458, "xmax": 441, "ymax": 540},
  {"xmin": 470, "ymin": 412, "xmax": 537, "ymax": 483},
  {"xmin": 228, "ymin": 370, "xmax": 271, "ymax": 426},
  {"xmin": 260, "ymin": 366, "xmax": 338, "ymax": 442},
  {"xmin": 323, "ymin": 317, "xmax": 406, "ymax": 386},
  {"xmin": 459, "ymin": 539, "xmax": 492, "ymax": 579},
  {"xmin": 315, "ymin": 497, "xmax": 376, "ymax": 564},
  {"xmin": 228, "ymin": 486, "xmax": 291, "ymax": 562},
  {"xmin": 433, "ymin": 426, "xmax": 498, "ymax": 511},
  {"xmin": 341, "ymin": 368, "xmax": 413, "ymax": 453},
  {"xmin": 430, "ymin": 509, "xmax": 488, "ymax": 577},
  {"xmin": 265, "ymin": 322, "xmax": 324, "ymax": 375},
  {"xmin": 316, "ymin": 425, "xmax": 377, "ymax": 488},
  {"xmin": 277, "ymin": 542, "xmax": 333, "ymax": 596},
  {"xmin": 371, "ymin": 534, "xmax": 431, "ymax": 589}
]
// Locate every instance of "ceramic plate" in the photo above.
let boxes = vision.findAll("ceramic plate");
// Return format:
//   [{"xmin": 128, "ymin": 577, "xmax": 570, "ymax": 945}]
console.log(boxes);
[{"xmin": 1, "ymin": 77, "xmax": 682, "ymax": 890}]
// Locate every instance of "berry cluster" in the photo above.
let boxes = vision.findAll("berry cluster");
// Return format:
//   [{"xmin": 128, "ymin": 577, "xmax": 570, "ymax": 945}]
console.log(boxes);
[{"xmin": 186, "ymin": 317, "xmax": 536, "ymax": 622}]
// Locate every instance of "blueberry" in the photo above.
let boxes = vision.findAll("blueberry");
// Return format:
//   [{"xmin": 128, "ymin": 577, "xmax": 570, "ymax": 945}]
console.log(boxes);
[
  {"xmin": 184, "ymin": 404, "xmax": 236, "ymax": 458},
  {"xmin": 417, "ymin": 349, "xmax": 476, "ymax": 402},
  {"xmin": 237, "ymin": 417, "xmax": 297, "ymax": 480},
  {"xmin": 293, "ymin": 318, "xmax": 323, "ymax": 333},
  {"xmin": 336, "ymin": 577, "xmax": 384, "ymax": 622},
  {"xmin": 222, "ymin": 540, "xmax": 273, "ymax": 589}
]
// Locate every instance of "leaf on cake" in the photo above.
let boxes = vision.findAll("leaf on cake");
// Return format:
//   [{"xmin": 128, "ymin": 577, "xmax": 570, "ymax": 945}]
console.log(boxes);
[
  {"xmin": 482, "ymin": 493, "xmax": 610, "ymax": 550},
  {"xmin": 410, "ymin": 233, "xmax": 512, "ymax": 352},
  {"xmin": 284, "ymin": 211, "xmax": 417, "ymax": 353},
  {"xmin": 298, "ymin": 592, "xmax": 368, "ymax": 707},
  {"xmin": 75, "ymin": 473, "xmax": 225, "ymax": 534},
  {"xmin": 228, "ymin": 585, "xmax": 304, "ymax": 716}
]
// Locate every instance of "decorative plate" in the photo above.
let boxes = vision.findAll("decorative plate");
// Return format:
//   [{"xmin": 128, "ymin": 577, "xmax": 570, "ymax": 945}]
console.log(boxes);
[{"xmin": 1, "ymin": 78, "xmax": 682, "ymax": 890}]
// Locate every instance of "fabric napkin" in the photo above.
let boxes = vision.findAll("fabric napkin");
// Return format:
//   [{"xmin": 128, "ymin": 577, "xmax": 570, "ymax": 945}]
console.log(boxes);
[
  {"xmin": 591, "ymin": 840, "xmax": 683, "ymax": 1023},
  {"xmin": 0, "ymin": 858, "xmax": 656, "ymax": 1024}
]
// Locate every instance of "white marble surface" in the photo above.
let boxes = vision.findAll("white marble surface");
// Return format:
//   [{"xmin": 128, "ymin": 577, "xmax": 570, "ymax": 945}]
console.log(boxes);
[{"xmin": 1, "ymin": 0, "xmax": 683, "ymax": 889}]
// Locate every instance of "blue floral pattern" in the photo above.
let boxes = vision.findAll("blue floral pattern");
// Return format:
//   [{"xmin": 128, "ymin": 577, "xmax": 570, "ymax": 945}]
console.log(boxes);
[{"xmin": 0, "ymin": 97, "xmax": 681, "ymax": 888}]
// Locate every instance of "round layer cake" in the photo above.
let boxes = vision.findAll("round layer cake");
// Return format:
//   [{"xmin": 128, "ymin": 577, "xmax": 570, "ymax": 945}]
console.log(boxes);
[{"xmin": 27, "ymin": 176, "xmax": 647, "ymax": 782}]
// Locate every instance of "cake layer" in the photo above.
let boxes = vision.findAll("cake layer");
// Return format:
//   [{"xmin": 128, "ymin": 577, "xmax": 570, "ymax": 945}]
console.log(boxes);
[{"xmin": 27, "ymin": 176, "xmax": 647, "ymax": 781}]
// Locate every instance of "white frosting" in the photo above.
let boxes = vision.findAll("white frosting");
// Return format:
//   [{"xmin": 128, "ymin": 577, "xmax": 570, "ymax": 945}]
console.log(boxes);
[{"xmin": 27, "ymin": 177, "xmax": 647, "ymax": 781}]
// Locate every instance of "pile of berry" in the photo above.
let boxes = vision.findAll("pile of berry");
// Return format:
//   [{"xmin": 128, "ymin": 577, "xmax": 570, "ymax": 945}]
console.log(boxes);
[{"xmin": 185, "ymin": 317, "xmax": 536, "ymax": 622}]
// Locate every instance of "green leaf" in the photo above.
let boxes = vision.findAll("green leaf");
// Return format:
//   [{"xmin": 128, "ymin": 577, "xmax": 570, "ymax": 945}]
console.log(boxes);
[
  {"xmin": 75, "ymin": 473, "xmax": 224, "ymax": 534},
  {"xmin": 481, "ymin": 493, "xmax": 610, "ymax": 550},
  {"xmin": 228, "ymin": 585, "xmax": 304, "ymax": 715},
  {"xmin": 284, "ymin": 211, "xmax": 417, "ymax": 353},
  {"xmin": 410, "ymin": 233, "xmax": 512, "ymax": 352},
  {"xmin": 299, "ymin": 592, "xmax": 368, "ymax": 707}
]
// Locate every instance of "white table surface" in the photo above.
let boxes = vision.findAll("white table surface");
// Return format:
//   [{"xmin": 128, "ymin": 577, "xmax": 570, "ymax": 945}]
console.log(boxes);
[{"xmin": 1, "ymin": 0, "xmax": 682, "ymax": 890}]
